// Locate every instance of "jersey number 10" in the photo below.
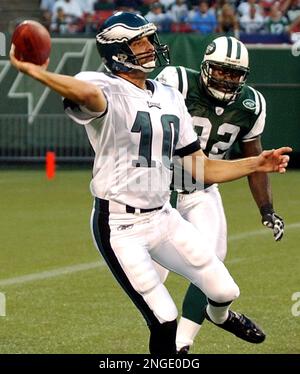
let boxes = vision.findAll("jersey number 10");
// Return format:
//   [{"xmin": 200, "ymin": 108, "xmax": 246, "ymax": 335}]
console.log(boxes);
[{"xmin": 131, "ymin": 111, "xmax": 179, "ymax": 169}]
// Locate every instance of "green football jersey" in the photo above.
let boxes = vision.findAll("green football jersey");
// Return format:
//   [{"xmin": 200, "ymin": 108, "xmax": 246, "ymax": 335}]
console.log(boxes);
[
  {"xmin": 156, "ymin": 65, "xmax": 266, "ymax": 191},
  {"xmin": 265, "ymin": 17, "xmax": 289, "ymax": 35}
]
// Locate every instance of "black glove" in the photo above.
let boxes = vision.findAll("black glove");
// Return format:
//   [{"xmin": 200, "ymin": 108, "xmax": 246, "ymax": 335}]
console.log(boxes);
[{"xmin": 260, "ymin": 204, "xmax": 284, "ymax": 241}]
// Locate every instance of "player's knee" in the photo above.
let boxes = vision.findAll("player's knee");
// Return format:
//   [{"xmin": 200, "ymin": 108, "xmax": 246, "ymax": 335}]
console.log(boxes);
[
  {"xmin": 212, "ymin": 282, "xmax": 240, "ymax": 303},
  {"xmin": 142, "ymin": 283, "xmax": 178, "ymax": 323},
  {"xmin": 119, "ymin": 250, "xmax": 161, "ymax": 294}
]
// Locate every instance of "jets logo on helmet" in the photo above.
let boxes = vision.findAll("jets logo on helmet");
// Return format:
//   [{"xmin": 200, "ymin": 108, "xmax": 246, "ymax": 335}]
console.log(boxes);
[
  {"xmin": 205, "ymin": 42, "xmax": 216, "ymax": 56},
  {"xmin": 201, "ymin": 36, "xmax": 249, "ymax": 103},
  {"xmin": 96, "ymin": 12, "xmax": 170, "ymax": 73}
]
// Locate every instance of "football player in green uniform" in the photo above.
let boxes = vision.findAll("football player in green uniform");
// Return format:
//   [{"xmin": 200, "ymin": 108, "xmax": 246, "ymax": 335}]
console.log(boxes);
[{"xmin": 156, "ymin": 36, "xmax": 285, "ymax": 353}]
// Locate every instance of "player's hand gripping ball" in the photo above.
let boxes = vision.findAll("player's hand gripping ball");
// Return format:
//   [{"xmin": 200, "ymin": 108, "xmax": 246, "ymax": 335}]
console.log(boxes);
[{"xmin": 12, "ymin": 20, "xmax": 51, "ymax": 65}]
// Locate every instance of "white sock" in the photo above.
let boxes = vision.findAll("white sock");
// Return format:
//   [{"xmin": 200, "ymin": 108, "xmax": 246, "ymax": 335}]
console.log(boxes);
[
  {"xmin": 206, "ymin": 304, "xmax": 230, "ymax": 324},
  {"xmin": 176, "ymin": 317, "xmax": 202, "ymax": 351}
]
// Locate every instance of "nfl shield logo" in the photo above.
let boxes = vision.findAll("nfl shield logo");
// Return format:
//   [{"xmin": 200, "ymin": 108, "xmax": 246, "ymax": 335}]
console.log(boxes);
[{"xmin": 215, "ymin": 107, "xmax": 224, "ymax": 116}]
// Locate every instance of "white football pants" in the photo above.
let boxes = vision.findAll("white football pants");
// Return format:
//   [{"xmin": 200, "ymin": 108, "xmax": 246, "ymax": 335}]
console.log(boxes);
[{"xmin": 91, "ymin": 199, "xmax": 237, "ymax": 325}]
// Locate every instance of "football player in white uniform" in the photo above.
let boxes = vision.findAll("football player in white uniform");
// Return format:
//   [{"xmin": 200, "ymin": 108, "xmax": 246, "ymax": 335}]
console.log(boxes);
[
  {"xmin": 10, "ymin": 13, "xmax": 291, "ymax": 354},
  {"xmin": 156, "ymin": 36, "xmax": 285, "ymax": 353}
]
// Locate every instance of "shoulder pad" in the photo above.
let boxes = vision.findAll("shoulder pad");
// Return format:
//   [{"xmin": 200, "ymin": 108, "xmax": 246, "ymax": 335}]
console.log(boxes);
[
  {"xmin": 240, "ymin": 85, "xmax": 265, "ymax": 116},
  {"xmin": 155, "ymin": 66, "xmax": 181, "ymax": 90}
]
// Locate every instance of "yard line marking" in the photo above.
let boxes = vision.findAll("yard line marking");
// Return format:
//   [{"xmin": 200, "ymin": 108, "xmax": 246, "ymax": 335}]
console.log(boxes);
[
  {"xmin": 0, "ymin": 222, "xmax": 299, "ymax": 287},
  {"xmin": 0, "ymin": 261, "xmax": 104, "ymax": 287},
  {"xmin": 228, "ymin": 222, "xmax": 300, "ymax": 242}
]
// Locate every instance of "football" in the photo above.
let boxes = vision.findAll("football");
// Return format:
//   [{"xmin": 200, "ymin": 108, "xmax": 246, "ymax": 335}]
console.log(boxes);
[{"xmin": 12, "ymin": 20, "xmax": 51, "ymax": 65}]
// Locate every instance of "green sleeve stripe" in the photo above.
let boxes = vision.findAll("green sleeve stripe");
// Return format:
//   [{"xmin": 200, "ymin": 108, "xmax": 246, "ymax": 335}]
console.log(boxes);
[
  {"xmin": 243, "ymin": 87, "xmax": 266, "ymax": 140},
  {"xmin": 248, "ymin": 86, "xmax": 261, "ymax": 115},
  {"xmin": 176, "ymin": 66, "xmax": 183, "ymax": 94},
  {"xmin": 179, "ymin": 66, "xmax": 188, "ymax": 99},
  {"xmin": 177, "ymin": 66, "xmax": 188, "ymax": 99},
  {"xmin": 256, "ymin": 90, "xmax": 263, "ymax": 118}
]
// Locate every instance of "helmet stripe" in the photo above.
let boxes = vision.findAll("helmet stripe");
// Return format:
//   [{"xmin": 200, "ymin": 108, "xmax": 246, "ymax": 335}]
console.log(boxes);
[
  {"xmin": 236, "ymin": 41, "xmax": 241, "ymax": 59},
  {"xmin": 226, "ymin": 37, "xmax": 232, "ymax": 58}
]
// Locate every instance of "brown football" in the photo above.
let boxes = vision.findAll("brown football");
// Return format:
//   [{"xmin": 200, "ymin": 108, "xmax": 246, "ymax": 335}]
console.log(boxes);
[{"xmin": 12, "ymin": 20, "xmax": 51, "ymax": 65}]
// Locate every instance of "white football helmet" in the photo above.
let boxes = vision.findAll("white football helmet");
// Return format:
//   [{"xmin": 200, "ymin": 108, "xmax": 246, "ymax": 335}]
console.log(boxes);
[{"xmin": 201, "ymin": 36, "xmax": 249, "ymax": 103}]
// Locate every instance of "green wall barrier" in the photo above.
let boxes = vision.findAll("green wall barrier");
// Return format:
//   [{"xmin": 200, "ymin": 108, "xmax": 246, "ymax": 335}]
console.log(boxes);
[{"xmin": 0, "ymin": 34, "xmax": 299, "ymax": 152}]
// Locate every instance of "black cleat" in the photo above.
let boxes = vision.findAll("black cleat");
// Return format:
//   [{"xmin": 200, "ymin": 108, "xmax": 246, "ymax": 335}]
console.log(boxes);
[
  {"xmin": 205, "ymin": 310, "xmax": 266, "ymax": 344},
  {"xmin": 177, "ymin": 345, "xmax": 190, "ymax": 354}
]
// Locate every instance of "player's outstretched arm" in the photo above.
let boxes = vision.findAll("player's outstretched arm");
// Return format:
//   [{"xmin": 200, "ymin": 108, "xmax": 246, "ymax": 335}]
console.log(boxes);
[
  {"xmin": 255, "ymin": 148, "xmax": 291, "ymax": 173},
  {"xmin": 9, "ymin": 44, "xmax": 107, "ymax": 113},
  {"xmin": 241, "ymin": 139, "xmax": 285, "ymax": 241},
  {"xmin": 187, "ymin": 147, "xmax": 292, "ymax": 184}
]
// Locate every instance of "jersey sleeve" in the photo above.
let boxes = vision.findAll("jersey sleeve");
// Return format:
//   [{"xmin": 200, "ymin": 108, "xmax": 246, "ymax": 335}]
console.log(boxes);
[
  {"xmin": 174, "ymin": 91, "xmax": 200, "ymax": 157},
  {"xmin": 155, "ymin": 66, "xmax": 189, "ymax": 99},
  {"xmin": 242, "ymin": 88, "xmax": 266, "ymax": 142},
  {"xmin": 64, "ymin": 71, "xmax": 108, "ymax": 125},
  {"xmin": 155, "ymin": 66, "xmax": 180, "ymax": 89}
]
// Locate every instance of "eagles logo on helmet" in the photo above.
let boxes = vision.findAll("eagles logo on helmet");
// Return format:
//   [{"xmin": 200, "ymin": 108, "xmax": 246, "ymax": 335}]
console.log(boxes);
[
  {"xmin": 201, "ymin": 36, "xmax": 249, "ymax": 103},
  {"xmin": 96, "ymin": 12, "xmax": 170, "ymax": 73}
]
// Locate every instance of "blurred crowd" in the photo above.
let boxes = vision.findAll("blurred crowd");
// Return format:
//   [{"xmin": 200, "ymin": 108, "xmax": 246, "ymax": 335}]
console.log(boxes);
[{"xmin": 40, "ymin": 0, "xmax": 300, "ymax": 42}]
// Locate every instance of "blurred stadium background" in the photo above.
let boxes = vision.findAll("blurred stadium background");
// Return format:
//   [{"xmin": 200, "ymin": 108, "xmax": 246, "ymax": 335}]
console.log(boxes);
[{"xmin": 0, "ymin": 0, "xmax": 299, "ymax": 354}]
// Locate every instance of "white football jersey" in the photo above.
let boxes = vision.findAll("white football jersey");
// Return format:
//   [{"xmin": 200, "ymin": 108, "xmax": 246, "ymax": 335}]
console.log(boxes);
[{"xmin": 65, "ymin": 72, "xmax": 199, "ymax": 209}]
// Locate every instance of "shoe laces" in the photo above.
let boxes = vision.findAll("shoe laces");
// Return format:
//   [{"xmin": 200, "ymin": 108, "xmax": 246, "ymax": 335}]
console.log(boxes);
[{"xmin": 230, "ymin": 311, "xmax": 256, "ymax": 330}]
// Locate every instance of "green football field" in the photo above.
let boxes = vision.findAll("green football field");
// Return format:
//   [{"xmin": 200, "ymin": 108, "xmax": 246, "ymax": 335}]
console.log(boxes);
[{"xmin": 0, "ymin": 168, "xmax": 299, "ymax": 354}]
